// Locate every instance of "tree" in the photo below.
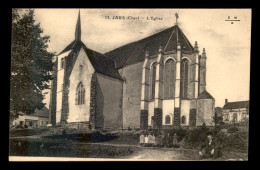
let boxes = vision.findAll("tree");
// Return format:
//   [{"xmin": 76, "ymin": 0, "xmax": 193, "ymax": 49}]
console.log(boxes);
[
  {"xmin": 10, "ymin": 9, "xmax": 54, "ymax": 119},
  {"xmin": 213, "ymin": 111, "xmax": 223, "ymax": 126}
]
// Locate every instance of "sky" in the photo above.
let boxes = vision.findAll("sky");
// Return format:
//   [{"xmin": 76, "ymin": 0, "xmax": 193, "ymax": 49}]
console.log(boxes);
[{"xmin": 31, "ymin": 8, "xmax": 251, "ymax": 108}]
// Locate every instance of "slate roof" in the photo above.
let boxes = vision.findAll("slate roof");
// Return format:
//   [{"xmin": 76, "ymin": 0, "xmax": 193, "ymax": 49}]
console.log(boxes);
[
  {"xmin": 58, "ymin": 39, "xmax": 82, "ymax": 56},
  {"xmin": 34, "ymin": 106, "xmax": 49, "ymax": 118},
  {"xmin": 105, "ymin": 25, "xmax": 194, "ymax": 69},
  {"xmin": 197, "ymin": 90, "xmax": 214, "ymax": 99},
  {"xmin": 223, "ymin": 101, "xmax": 249, "ymax": 110},
  {"xmin": 58, "ymin": 40, "xmax": 123, "ymax": 81},
  {"xmin": 82, "ymin": 44, "xmax": 124, "ymax": 81}
]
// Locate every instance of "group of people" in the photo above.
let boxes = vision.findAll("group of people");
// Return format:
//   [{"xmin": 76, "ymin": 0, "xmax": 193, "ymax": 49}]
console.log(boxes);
[
  {"xmin": 139, "ymin": 132, "xmax": 179, "ymax": 148},
  {"xmin": 139, "ymin": 131, "xmax": 222, "ymax": 159},
  {"xmin": 139, "ymin": 133, "xmax": 156, "ymax": 147}
]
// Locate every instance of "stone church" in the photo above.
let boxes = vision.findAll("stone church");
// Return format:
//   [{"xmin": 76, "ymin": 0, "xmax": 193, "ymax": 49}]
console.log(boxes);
[{"xmin": 49, "ymin": 11, "xmax": 215, "ymax": 130}]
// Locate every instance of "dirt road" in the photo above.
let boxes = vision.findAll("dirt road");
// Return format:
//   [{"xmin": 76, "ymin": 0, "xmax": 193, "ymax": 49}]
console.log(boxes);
[{"xmin": 119, "ymin": 147, "xmax": 194, "ymax": 160}]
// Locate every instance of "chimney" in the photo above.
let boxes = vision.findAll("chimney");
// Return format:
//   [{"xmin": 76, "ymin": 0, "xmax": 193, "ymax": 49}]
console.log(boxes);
[{"xmin": 225, "ymin": 99, "xmax": 228, "ymax": 104}]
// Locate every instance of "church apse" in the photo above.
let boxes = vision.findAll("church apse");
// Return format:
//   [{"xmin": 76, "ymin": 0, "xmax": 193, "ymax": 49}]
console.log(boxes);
[{"xmin": 137, "ymin": 25, "xmax": 214, "ymax": 129}]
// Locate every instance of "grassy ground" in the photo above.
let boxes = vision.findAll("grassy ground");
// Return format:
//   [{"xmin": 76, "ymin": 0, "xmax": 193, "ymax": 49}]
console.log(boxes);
[
  {"xmin": 9, "ymin": 128, "xmax": 49, "ymax": 137},
  {"xmin": 9, "ymin": 124, "xmax": 248, "ymax": 160},
  {"xmin": 9, "ymin": 138, "xmax": 135, "ymax": 158}
]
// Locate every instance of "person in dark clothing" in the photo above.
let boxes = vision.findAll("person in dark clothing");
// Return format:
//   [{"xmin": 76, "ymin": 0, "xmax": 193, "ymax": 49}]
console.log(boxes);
[
  {"xmin": 165, "ymin": 133, "xmax": 172, "ymax": 148},
  {"xmin": 199, "ymin": 132, "xmax": 216, "ymax": 159}
]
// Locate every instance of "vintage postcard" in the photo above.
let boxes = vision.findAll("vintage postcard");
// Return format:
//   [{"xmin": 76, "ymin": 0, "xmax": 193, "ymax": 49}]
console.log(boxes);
[{"xmin": 9, "ymin": 8, "xmax": 251, "ymax": 161}]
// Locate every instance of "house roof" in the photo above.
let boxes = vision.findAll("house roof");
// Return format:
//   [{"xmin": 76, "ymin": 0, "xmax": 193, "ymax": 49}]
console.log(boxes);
[
  {"xmin": 105, "ymin": 25, "xmax": 194, "ymax": 69},
  {"xmin": 197, "ymin": 90, "xmax": 214, "ymax": 99},
  {"xmin": 58, "ymin": 40, "xmax": 123, "ymax": 81},
  {"xmin": 34, "ymin": 106, "xmax": 49, "ymax": 118},
  {"xmin": 223, "ymin": 101, "xmax": 249, "ymax": 110}
]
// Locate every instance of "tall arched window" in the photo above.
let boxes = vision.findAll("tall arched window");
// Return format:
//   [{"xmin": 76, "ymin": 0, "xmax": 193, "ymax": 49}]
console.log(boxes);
[
  {"xmin": 61, "ymin": 58, "xmax": 65, "ymax": 69},
  {"xmin": 181, "ymin": 115, "xmax": 186, "ymax": 124},
  {"xmin": 150, "ymin": 62, "xmax": 156, "ymax": 100},
  {"xmin": 76, "ymin": 82, "xmax": 85, "ymax": 105},
  {"xmin": 164, "ymin": 59, "xmax": 175, "ymax": 99},
  {"xmin": 181, "ymin": 59, "xmax": 189, "ymax": 99},
  {"xmin": 165, "ymin": 115, "xmax": 171, "ymax": 124}
]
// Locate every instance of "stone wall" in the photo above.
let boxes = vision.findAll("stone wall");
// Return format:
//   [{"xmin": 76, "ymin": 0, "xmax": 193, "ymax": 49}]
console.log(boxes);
[
  {"xmin": 49, "ymin": 59, "xmax": 58, "ymax": 126},
  {"xmin": 64, "ymin": 121, "xmax": 90, "ymax": 130},
  {"xmin": 61, "ymin": 55, "xmax": 70, "ymax": 124},
  {"xmin": 140, "ymin": 110, "xmax": 148, "ymax": 129},
  {"xmin": 173, "ymin": 108, "xmax": 180, "ymax": 127},
  {"xmin": 196, "ymin": 99, "xmax": 215, "ymax": 126},
  {"xmin": 95, "ymin": 73, "xmax": 123, "ymax": 130},
  {"xmin": 120, "ymin": 62, "xmax": 143, "ymax": 129},
  {"xmin": 89, "ymin": 73, "xmax": 97, "ymax": 129},
  {"xmin": 153, "ymin": 108, "xmax": 162, "ymax": 129}
]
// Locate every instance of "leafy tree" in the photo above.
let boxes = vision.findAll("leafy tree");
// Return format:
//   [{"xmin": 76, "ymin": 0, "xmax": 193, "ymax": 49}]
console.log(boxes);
[
  {"xmin": 10, "ymin": 9, "xmax": 54, "ymax": 119},
  {"xmin": 213, "ymin": 111, "xmax": 223, "ymax": 126}
]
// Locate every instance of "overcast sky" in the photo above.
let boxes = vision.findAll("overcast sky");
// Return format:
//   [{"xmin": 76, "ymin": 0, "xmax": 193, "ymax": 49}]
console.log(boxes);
[{"xmin": 31, "ymin": 8, "xmax": 251, "ymax": 108}]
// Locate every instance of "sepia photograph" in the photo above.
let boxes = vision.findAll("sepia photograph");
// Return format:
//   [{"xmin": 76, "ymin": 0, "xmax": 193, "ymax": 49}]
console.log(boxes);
[{"xmin": 9, "ymin": 8, "xmax": 251, "ymax": 161}]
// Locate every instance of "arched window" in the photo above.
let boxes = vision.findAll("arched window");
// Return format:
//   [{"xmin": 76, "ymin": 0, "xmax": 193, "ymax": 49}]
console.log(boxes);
[
  {"xmin": 61, "ymin": 58, "xmax": 65, "ymax": 69},
  {"xmin": 181, "ymin": 59, "xmax": 189, "ymax": 98},
  {"xmin": 76, "ymin": 82, "xmax": 85, "ymax": 105},
  {"xmin": 164, "ymin": 59, "xmax": 175, "ymax": 99},
  {"xmin": 165, "ymin": 115, "xmax": 171, "ymax": 124},
  {"xmin": 181, "ymin": 115, "xmax": 186, "ymax": 124},
  {"xmin": 225, "ymin": 114, "xmax": 229, "ymax": 121},
  {"xmin": 150, "ymin": 62, "xmax": 156, "ymax": 100}
]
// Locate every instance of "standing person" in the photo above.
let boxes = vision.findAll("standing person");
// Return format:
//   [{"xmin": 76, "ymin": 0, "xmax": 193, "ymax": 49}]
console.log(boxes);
[
  {"xmin": 173, "ymin": 133, "xmax": 178, "ymax": 147},
  {"xmin": 148, "ymin": 133, "xmax": 153, "ymax": 147},
  {"xmin": 156, "ymin": 131, "xmax": 162, "ymax": 147},
  {"xmin": 152, "ymin": 134, "xmax": 156, "ymax": 146},
  {"xmin": 144, "ymin": 134, "xmax": 148, "ymax": 147},
  {"xmin": 166, "ymin": 133, "xmax": 172, "ymax": 148},
  {"xmin": 199, "ymin": 132, "xmax": 215, "ymax": 159},
  {"xmin": 162, "ymin": 133, "xmax": 167, "ymax": 147},
  {"xmin": 140, "ymin": 133, "xmax": 145, "ymax": 146}
]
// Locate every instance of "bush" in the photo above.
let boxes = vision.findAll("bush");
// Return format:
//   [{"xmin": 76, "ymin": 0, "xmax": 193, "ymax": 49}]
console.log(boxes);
[
  {"xmin": 61, "ymin": 129, "xmax": 67, "ymax": 136},
  {"xmin": 183, "ymin": 124, "xmax": 209, "ymax": 149},
  {"xmin": 166, "ymin": 128, "xmax": 188, "ymax": 142},
  {"xmin": 227, "ymin": 126, "xmax": 239, "ymax": 133}
]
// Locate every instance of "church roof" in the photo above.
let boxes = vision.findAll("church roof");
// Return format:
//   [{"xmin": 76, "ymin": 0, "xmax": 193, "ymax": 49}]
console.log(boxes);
[
  {"xmin": 58, "ymin": 39, "xmax": 82, "ymax": 56},
  {"xmin": 58, "ymin": 40, "xmax": 123, "ymax": 81},
  {"xmin": 105, "ymin": 25, "xmax": 194, "ymax": 69},
  {"xmin": 223, "ymin": 101, "xmax": 249, "ymax": 110},
  {"xmin": 58, "ymin": 10, "xmax": 123, "ymax": 81},
  {"xmin": 81, "ymin": 44, "xmax": 124, "ymax": 81},
  {"xmin": 197, "ymin": 90, "xmax": 214, "ymax": 99}
]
